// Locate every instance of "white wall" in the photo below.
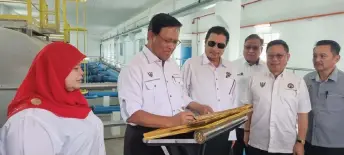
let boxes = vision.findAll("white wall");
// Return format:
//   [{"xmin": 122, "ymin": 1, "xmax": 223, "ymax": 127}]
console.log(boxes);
[
  {"xmin": 70, "ymin": 32, "xmax": 100, "ymax": 57},
  {"xmin": 239, "ymin": 14, "xmax": 344, "ymax": 70},
  {"xmin": 100, "ymin": 0, "xmax": 344, "ymax": 70}
]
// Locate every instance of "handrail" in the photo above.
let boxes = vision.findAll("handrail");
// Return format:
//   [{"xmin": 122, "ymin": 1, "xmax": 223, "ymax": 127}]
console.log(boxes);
[{"xmin": 0, "ymin": 0, "xmax": 60, "ymax": 33}]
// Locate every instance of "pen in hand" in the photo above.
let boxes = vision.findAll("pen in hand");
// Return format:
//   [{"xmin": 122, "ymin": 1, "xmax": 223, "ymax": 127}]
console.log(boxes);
[{"xmin": 177, "ymin": 107, "xmax": 196, "ymax": 120}]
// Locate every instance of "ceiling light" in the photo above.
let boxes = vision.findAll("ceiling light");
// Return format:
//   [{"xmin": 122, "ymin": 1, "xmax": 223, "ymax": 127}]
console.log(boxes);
[{"xmin": 254, "ymin": 23, "xmax": 271, "ymax": 28}]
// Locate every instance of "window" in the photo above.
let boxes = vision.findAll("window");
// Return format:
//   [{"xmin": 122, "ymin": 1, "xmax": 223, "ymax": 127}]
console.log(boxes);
[
  {"xmin": 139, "ymin": 39, "xmax": 145, "ymax": 51},
  {"xmin": 259, "ymin": 33, "xmax": 280, "ymax": 61},
  {"xmin": 120, "ymin": 43, "xmax": 124, "ymax": 56}
]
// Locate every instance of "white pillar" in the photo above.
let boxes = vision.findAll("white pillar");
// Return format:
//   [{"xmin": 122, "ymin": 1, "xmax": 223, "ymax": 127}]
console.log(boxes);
[{"xmin": 215, "ymin": 0, "xmax": 241, "ymax": 61}]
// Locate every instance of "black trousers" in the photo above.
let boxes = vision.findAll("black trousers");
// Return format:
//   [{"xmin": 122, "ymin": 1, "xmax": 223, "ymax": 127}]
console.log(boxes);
[
  {"xmin": 124, "ymin": 124, "xmax": 233, "ymax": 155},
  {"xmin": 247, "ymin": 145, "xmax": 292, "ymax": 155},
  {"xmin": 203, "ymin": 129, "xmax": 233, "ymax": 155},
  {"xmin": 232, "ymin": 128, "xmax": 247, "ymax": 155},
  {"xmin": 305, "ymin": 142, "xmax": 344, "ymax": 155},
  {"xmin": 124, "ymin": 125, "xmax": 165, "ymax": 155}
]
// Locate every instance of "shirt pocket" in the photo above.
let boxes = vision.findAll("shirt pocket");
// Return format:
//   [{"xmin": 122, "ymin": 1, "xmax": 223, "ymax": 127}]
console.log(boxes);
[
  {"xmin": 172, "ymin": 74, "xmax": 183, "ymax": 86},
  {"xmin": 143, "ymin": 78, "xmax": 160, "ymax": 105},
  {"xmin": 326, "ymin": 93, "xmax": 344, "ymax": 112},
  {"xmin": 280, "ymin": 88, "xmax": 298, "ymax": 115}
]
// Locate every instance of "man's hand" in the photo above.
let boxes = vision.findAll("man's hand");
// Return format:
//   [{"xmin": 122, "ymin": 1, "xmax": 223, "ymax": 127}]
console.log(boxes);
[
  {"xmin": 293, "ymin": 143, "xmax": 304, "ymax": 155},
  {"xmin": 197, "ymin": 104, "xmax": 214, "ymax": 115},
  {"xmin": 188, "ymin": 102, "xmax": 214, "ymax": 115},
  {"xmin": 243, "ymin": 130, "xmax": 249, "ymax": 146},
  {"xmin": 168, "ymin": 111, "xmax": 195, "ymax": 127}
]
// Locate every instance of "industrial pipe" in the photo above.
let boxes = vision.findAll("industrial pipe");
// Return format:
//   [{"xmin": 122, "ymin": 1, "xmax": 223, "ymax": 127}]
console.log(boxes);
[
  {"xmin": 91, "ymin": 105, "xmax": 120, "ymax": 114},
  {"xmin": 86, "ymin": 91, "xmax": 118, "ymax": 97},
  {"xmin": 241, "ymin": 11, "xmax": 344, "ymax": 28},
  {"xmin": 189, "ymin": 11, "xmax": 344, "ymax": 34},
  {"xmin": 241, "ymin": 0, "xmax": 262, "ymax": 7},
  {"xmin": 101, "ymin": 0, "xmax": 224, "ymax": 42}
]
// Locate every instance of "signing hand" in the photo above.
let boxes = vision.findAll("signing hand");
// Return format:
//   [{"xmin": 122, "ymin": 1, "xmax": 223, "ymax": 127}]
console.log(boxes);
[
  {"xmin": 198, "ymin": 104, "xmax": 214, "ymax": 115},
  {"xmin": 169, "ymin": 111, "xmax": 195, "ymax": 127}
]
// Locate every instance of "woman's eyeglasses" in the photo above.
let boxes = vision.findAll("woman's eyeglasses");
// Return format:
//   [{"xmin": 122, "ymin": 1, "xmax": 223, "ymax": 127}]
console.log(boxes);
[{"xmin": 207, "ymin": 41, "xmax": 226, "ymax": 49}]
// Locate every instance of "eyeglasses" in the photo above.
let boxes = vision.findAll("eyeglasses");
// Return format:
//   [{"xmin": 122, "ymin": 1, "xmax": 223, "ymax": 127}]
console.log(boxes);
[
  {"xmin": 207, "ymin": 41, "xmax": 226, "ymax": 49},
  {"xmin": 156, "ymin": 34, "xmax": 181, "ymax": 46},
  {"xmin": 245, "ymin": 45, "xmax": 260, "ymax": 51},
  {"xmin": 267, "ymin": 54, "xmax": 286, "ymax": 60}
]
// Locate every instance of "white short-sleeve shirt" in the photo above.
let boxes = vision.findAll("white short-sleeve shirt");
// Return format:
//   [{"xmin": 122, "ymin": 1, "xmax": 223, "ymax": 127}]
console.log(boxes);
[
  {"xmin": 231, "ymin": 58, "xmax": 268, "ymax": 106},
  {"xmin": 0, "ymin": 108, "xmax": 106, "ymax": 155},
  {"xmin": 181, "ymin": 54, "xmax": 237, "ymax": 140},
  {"xmin": 244, "ymin": 70, "xmax": 311, "ymax": 153},
  {"xmin": 231, "ymin": 58, "xmax": 268, "ymax": 128},
  {"xmin": 118, "ymin": 46, "xmax": 192, "ymax": 122}
]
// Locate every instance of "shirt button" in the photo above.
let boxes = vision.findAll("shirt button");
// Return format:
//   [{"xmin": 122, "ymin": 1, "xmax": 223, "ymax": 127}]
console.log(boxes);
[
  {"xmin": 216, "ymin": 78, "xmax": 218, "ymax": 80},
  {"xmin": 217, "ymin": 88, "xmax": 219, "ymax": 90},
  {"xmin": 170, "ymin": 95, "xmax": 172, "ymax": 97},
  {"xmin": 218, "ymin": 99, "xmax": 220, "ymax": 102}
]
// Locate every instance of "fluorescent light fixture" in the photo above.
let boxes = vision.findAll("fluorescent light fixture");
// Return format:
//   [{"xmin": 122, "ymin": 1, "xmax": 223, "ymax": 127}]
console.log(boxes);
[
  {"xmin": 203, "ymin": 3, "xmax": 216, "ymax": 10},
  {"xmin": 254, "ymin": 23, "xmax": 271, "ymax": 28}
]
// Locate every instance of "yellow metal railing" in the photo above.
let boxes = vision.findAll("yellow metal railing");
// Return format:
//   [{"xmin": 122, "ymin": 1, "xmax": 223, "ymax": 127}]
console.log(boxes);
[
  {"xmin": 0, "ymin": 0, "xmax": 87, "ymax": 44},
  {"xmin": 1, "ymin": 0, "xmax": 88, "ymax": 81},
  {"xmin": 0, "ymin": 0, "xmax": 59, "ymax": 32}
]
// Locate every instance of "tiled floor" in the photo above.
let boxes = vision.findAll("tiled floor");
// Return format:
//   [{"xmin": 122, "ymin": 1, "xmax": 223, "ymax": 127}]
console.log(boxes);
[{"xmin": 105, "ymin": 138, "xmax": 124, "ymax": 155}]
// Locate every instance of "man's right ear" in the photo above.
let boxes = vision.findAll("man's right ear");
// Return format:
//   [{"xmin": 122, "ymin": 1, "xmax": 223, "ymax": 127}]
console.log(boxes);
[{"xmin": 147, "ymin": 31, "xmax": 154, "ymax": 40}]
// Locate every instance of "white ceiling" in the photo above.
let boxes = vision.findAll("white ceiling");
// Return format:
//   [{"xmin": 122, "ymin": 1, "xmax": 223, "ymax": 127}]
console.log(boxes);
[
  {"xmin": 60, "ymin": 0, "xmax": 162, "ymax": 35},
  {"xmin": 4, "ymin": 0, "xmax": 343, "ymax": 38}
]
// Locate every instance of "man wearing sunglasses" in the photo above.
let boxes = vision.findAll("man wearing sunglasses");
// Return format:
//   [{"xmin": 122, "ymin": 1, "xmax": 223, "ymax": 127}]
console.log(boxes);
[
  {"xmin": 118, "ymin": 13, "xmax": 210, "ymax": 155},
  {"xmin": 232, "ymin": 34, "xmax": 268, "ymax": 155},
  {"xmin": 181, "ymin": 26, "xmax": 237, "ymax": 155},
  {"xmin": 242, "ymin": 40, "xmax": 311, "ymax": 155}
]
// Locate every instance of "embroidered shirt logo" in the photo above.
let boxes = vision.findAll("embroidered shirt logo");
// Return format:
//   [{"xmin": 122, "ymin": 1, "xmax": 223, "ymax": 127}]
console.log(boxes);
[
  {"xmin": 148, "ymin": 72, "xmax": 153, "ymax": 77},
  {"xmin": 287, "ymin": 83, "xmax": 294, "ymax": 89},
  {"xmin": 226, "ymin": 72, "xmax": 231, "ymax": 78},
  {"xmin": 260, "ymin": 82, "xmax": 266, "ymax": 87}
]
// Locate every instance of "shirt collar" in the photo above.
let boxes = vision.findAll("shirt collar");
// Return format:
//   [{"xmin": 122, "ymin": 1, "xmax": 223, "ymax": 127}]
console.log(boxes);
[
  {"xmin": 201, "ymin": 53, "xmax": 226, "ymax": 68},
  {"xmin": 143, "ymin": 46, "xmax": 170, "ymax": 64},
  {"xmin": 267, "ymin": 69, "xmax": 287, "ymax": 79},
  {"xmin": 246, "ymin": 58, "xmax": 261, "ymax": 66},
  {"xmin": 313, "ymin": 67, "xmax": 338, "ymax": 82}
]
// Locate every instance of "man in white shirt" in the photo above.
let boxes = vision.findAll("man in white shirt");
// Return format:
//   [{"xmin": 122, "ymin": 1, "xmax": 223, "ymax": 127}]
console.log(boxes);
[
  {"xmin": 242, "ymin": 40, "xmax": 311, "ymax": 155},
  {"xmin": 118, "ymin": 13, "xmax": 212, "ymax": 155},
  {"xmin": 232, "ymin": 34, "xmax": 268, "ymax": 155},
  {"xmin": 182, "ymin": 26, "xmax": 236, "ymax": 155}
]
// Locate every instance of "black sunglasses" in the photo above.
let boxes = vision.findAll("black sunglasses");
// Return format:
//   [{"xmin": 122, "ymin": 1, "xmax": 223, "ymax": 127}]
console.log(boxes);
[{"xmin": 207, "ymin": 41, "xmax": 226, "ymax": 49}]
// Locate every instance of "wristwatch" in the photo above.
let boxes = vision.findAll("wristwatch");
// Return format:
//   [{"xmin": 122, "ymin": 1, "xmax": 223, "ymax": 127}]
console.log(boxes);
[{"xmin": 296, "ymin": 138, "xmax": 305, "ymax": 145}]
